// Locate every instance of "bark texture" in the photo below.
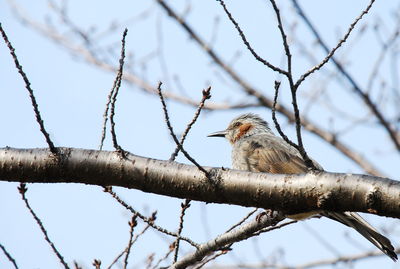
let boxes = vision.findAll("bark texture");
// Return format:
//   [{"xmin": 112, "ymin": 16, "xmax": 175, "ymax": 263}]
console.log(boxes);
[{"xmin": 1, "ymin": 147, "xmax": 399, "ymax": 218}]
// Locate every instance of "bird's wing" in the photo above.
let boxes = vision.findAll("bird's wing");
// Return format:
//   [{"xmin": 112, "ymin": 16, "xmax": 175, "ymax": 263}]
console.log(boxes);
[
  {"xmin": 246, "ymin": 141, "xmax": 322, "ymax": 220},
  {"xmin": 243, "ymin": 138, "xmax": 397, "ymax": 260},
  {"xmin": 246, "ymin": 141, "xmax": 309, "ymax": 174}
]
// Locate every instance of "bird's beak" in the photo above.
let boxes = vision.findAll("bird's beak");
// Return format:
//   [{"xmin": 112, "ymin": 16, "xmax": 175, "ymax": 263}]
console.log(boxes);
[{"xmin": 207, "ymin": 130, "xmax": 227, "ymax": 138}]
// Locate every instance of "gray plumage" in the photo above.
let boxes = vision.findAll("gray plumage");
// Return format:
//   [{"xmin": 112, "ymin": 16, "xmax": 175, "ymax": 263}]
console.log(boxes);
[{"xmin": 208, "ymin": 113, "xmax": 397, "ymax": 261}]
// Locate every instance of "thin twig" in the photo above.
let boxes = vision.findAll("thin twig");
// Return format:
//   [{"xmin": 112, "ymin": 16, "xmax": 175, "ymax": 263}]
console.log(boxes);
[
  {"xmin": 109, "ymin": 28, "xmax": 128, "ymax": 156},
  {"xmin": 157, "ymin": 82, "xmax": 209, "ymax": 176},
  {"xmin": 169, "ymin": 87, "xmax": 211, "ymax": 161},
  {"xmin": 104, "ymin": 187, "xmax": 199, "ymax": 248},
  {"xmin": 107, "ymin": 220, "xmax": 152, "ymax": 269},
  {"xmin": 193, "ymin": 250, "xmax": 227, "ymax": 269},
  {"xmin": 0, "ymin": 243, "xmax": 19, "ymax": 269},
  {"xmin": 8, "ymin": 0, "xmax": 383, "ymax": 175},
  {"xmin": 145, "ymin": 253, "xmax": 155, "ymax": 269},
  {"xmin": 169, "ymin": 87, "xmax": 211, "ymax": 261},
  {"xmin": 272, "ymin": 83, "xmax": 299, "ymax": 150},
  {"xmin": 219, "ymin": 0, "xmax": 314, "ymax": 169},
  {"xmin": 73, "ymin": 261, "xmax": 82, "ymax": 269},
  {"xmin": 173, "ymin": 199, "xmax": 191, "ymax": 262},
  {"xmin": 251, "ymin": 219, "xmax": 297, "ymax": 236},
  {"xmin": 268, "ymin": 0, "xmax": 293, "ymax": 76},
  {"xmin": 302, "ymin": 222, "xmax": 341, "ymax": 257},
  {"xmin": 284, "ymin": 247, "xmax": 400, "ymax": 269},
  {"xmin": 225, "ymin": 208, "xmax": 258, "ymax": 233},
  {"xmin": 217, "ymin": 0, "xmax": 288, "ymax": 75},
  {"xmin": 295, "ymin": 0, "xmax": 377, "ymax": 88},
  {"xmin": 154, "ymin": 0, "xmax": 384, "ymax": 176},
  {"xmin": 209, "ymin": 246, "xmax": 400, "ymax": 268},
  {"xmin": 366, "ymin": 23, "xmax": 400, "ymax": 92},
  {"xmin": 171, "ymin": 211, "xmax": 285, "ymax": 268},
  {"xmin": 92, "ymin": 259, "xmax": 101, "ymax": 269},
  {"xmin": 288, "ymin": 82, "xmax": 318, "ymax": 169},
  {"xmin": 18, "ymin": 184, "xmax": 70, "ymax": 269},
  {"xmin": 292, "ymin": 0, "xmax": 400, "ymax": 152},
  {"xmin": 123, "ymin": 214, "xmax": 138, "ymax": 269},
  {"xmin": 99, "ymin": 89, "xmax": 113, "ymax": 150},
  {"xmin": 152, "ymin": 244, "xmax": 175, "ymax": 269},
  {"xmin": 0, "ymin": 23, "xmax": 57, "ymax": 154},
  {"xmin": 265, "ymin": 1, "xmax": 317, "ymax": 169},
  {"xmin": 272, "ymin": 81, "xmax": 317, "ymax": 169}
]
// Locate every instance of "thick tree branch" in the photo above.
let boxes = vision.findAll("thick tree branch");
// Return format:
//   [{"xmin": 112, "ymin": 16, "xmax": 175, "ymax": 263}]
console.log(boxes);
[{"xmin": 1, "ymin": 147, "xmax": 399, "ymax": 218}]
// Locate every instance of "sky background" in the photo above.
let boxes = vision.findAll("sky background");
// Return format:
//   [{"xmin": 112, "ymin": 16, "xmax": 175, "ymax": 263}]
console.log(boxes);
[{"xmin": 1, "ymin": 0, "xmax": 400, "ymax": 268}]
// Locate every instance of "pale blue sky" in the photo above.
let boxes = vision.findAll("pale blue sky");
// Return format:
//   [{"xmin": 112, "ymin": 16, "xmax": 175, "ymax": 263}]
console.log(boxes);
[{"xmin": 1, "ymin": 1, "xmax": 399, "ymax": 268}]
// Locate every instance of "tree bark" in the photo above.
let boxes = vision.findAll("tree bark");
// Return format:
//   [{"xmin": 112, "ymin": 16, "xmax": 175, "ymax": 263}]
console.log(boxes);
[{"xmin": 1, "ymin": 147, "xmax": 399, "ymax": 218}]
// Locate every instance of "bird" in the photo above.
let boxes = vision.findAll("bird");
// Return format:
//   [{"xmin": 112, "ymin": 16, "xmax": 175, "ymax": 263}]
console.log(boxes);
[{"xmin": 208, "ymin": 113, "xmax": 397, "ymax": 261}]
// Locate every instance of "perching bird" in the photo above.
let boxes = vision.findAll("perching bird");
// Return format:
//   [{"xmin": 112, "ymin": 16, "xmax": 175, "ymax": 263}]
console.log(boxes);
[{"xmin": 208, "ymin": 113, "xmax": 397, "ymax": 261}]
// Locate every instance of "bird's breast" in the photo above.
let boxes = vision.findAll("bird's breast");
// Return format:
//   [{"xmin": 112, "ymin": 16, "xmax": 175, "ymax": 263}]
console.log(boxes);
[{"xmin": 231, "ymin": 141, "xmax": 253, "ymax": 171}]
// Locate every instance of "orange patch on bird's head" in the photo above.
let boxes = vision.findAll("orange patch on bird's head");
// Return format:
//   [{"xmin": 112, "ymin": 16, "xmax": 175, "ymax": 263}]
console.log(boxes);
[{"xmin": 231, "ymin": 123, "xmax": 253, "ymax": 143}]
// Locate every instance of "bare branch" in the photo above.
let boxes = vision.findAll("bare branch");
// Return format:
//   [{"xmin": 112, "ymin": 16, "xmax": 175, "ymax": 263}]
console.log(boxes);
[
  {"xmin": 104, "ymin": 187, "xmax": 199, "ymax": 248},
  {"xmin": 8, "ymin": 0, "xmax": 384, "ymax": 175},
  {"xmin": 366, "ymin": 21, "xmax": 400, "ymax": 92},
  {"xmin": 0, "ymin": 23, "xmax": 57, "ymax": 154},
  {"xmin": 18, "ymin": 183, "xmax": 69, "ymax": 269},
  {"xmin": 217, "ymin": 0, "xmax": 288, "ymax": 75},
  {"xmin": 209, "ymin": 247, "xmax": 400, "ymax": 269},
  {"xmin": 173, "ymin": 199, "xmax": 191, "ymax": 262},
  {"xmin": 225, "ymin": 208, "xmax": 258, "ymax": 234},
  {"xmin": 291, "ymin": 0, "xmax": 400, "ymax": 152},
  {"xmin": 169, "ymin": 87, "xmax": 211, "ymax": 161},
  {"xmin": 152, "ymin": 244, "xmax": 175, "ymax": 269},
  {"xmin": 272, "ymin": 81, "xmax": 297, "ymax": 149},
  {"xmin": 272, "ymin": 81, "xmax": 318, "ymax": 170},
  {"xmin": 0, "ymin": 243, "xmax": 19, "ymax": 269},
  {"xmin": 252, "ymin": 219, "xmax": 298, "ymax": 236},
  {"xmin": 193, "ymin": 251, "xmax": 227, "ymax": 269},
  {"xmin": 92, "ymin": 259, "xmax": 101, "ymax": 269},
  {"xmin": 154, "ymin": 0, "xmax": 384, "ymax": 176},
  {"xmin": 158, "ymin": 82, "xmax": 209, "ymax": 176},
  {"xmin": 107, "ymin": 215, "xmax": 153, "ymax": 269},
  {"xmin": 268, "ymin": 0, "xmax": 292, "ymax": 75},
  {"xmin": 109, "ymin": 29, "xmax": 128, "ymax": 156},
  {"xmin": 295, "ymin": 0, "xmax": 376, "ymax": 88},
  {"xmin": 286, "ymin": 247, "xmax": 400, "ymax": 269},
  {"xmin": 123, "ymin": 214, "xmax": 138, "ymax": 269},
  {"xmin": 170, "ymin": 211, "xmax": 285, "ymax": 269},
  {"xmin": 2, "ymin": 147, "xmax": 400, "ymax": 218}
]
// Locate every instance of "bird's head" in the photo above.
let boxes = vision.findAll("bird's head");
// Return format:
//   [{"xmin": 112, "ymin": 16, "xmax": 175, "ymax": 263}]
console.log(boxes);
[{"xmin": 208, "ymin": 113, "xmax": 271, "ymax": 144}]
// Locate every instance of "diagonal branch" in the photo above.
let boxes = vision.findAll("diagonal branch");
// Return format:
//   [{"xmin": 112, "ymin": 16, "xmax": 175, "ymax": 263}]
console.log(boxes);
[
  {"xmin": 171, "ymin": 211, "xmax": 286, "ymax": 269},
  {"xmin": 169, "ymin": 87, "xmax": 211, "ymax": 161},
  {"xmin": 0, "ymin": 23, "xmax": 57, "ymax": 154},
  {"xmin": 158, "ymin": 82, "xmax": 209, "ymax": 176},
  {"xmin": 154, "ymin": 0, "xmax": 384, "ymax": 177},
  {"xmin": 109, "ymin": 29, "xmax": 128, "ymax": 155},
  {"xmin": 291, "ymin": 0, "xmax": 400, "ymax": 152},
  {"xmin": 0, "ymin": 243, "xmax": 19, "ymax": 269},
  {"xmin": 217, "ymin": 0, "xmax": 288, "ymax": 75},
  {"xmin": 18, "ymin": 183, "xmax": 69, "ymax": 269},
  {"xmin": 294, "ymin": 0, "xmax": 376, "ymax": 88}
]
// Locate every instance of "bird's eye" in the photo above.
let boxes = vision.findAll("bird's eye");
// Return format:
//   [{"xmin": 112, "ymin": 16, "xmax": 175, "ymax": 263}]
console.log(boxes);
[{"xmin": 233, "ymin": 122, "xmax": 242, "ymax": 128}]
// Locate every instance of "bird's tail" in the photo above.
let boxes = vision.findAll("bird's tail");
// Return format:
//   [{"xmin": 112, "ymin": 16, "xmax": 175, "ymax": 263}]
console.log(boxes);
[{"xmin": 322, "ymin": 211, "xmax": 397, "ymax": 261}]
